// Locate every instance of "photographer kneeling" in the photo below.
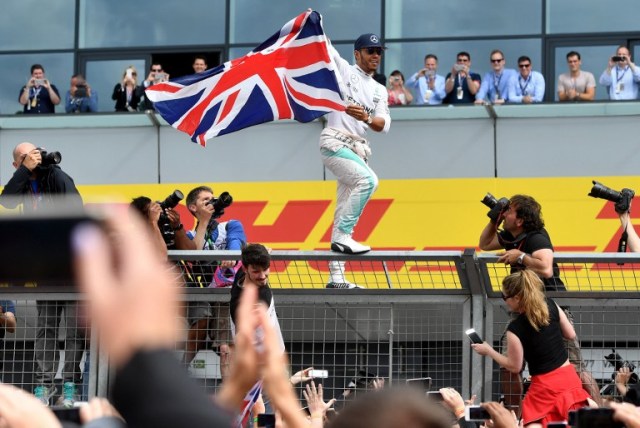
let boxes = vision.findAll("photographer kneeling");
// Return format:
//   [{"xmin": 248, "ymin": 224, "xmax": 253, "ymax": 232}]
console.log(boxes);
[{"xmin": 65, "ymin": 74, "xmax": 98, "ymax": 113}]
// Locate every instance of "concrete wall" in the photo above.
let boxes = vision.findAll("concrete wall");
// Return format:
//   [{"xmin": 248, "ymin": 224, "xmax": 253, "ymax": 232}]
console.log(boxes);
[{"xmin": 1, "ymin": 102, "xmax": 639, "ymax": 186}]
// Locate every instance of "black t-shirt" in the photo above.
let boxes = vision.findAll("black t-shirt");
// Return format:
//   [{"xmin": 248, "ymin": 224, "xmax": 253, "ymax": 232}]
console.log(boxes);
[
  {"xmin": 498, "ymin": 228, "xmax": 565, "ymax": 291},
  {"xmin": 507, "ymin": 298, "xmax": 567, "ymax": 375},
  {"xmin": 229, "ymin": 270, "xmax": 273, "ymax": 325}
]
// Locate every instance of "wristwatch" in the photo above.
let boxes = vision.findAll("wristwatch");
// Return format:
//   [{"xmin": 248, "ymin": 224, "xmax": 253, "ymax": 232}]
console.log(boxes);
[
  {"xmin": 517, "ymin": 253, "xmax": 527, "ymax": 265},
  {"xmin": 366, "ymin": 114, "xmax": 373, "ymax": 125}
]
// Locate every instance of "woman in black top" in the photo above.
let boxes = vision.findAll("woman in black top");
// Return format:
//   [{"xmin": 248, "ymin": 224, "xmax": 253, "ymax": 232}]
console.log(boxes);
[{"xmin": 471, "ymin": 269, "xmax": 592, "ymax": 427}]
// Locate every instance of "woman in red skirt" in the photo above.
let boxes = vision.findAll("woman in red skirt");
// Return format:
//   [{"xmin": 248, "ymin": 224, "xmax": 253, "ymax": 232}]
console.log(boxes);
[{"xmin": 471, "ymin": 269, "xmax": 592, "ymax": 427}]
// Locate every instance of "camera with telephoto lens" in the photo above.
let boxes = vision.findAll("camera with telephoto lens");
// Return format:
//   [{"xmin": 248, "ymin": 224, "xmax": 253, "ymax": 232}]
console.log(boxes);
[
  {"xmin": 206, "ymin": 191, "xmax": 233, "ymax": 220},
  {"xmin": 36, "ymin": 147, "xmax": 62, "ymax": 168},
  {"xmin": 158, "ymin": 190, "xmax": 184, "ymax": 248},
  {"xmin": 605, "ymin": 349, "xmax": 639, "ymax": 383},
  {"xmin": 588, "ymin": 181, "xmax": 635, "ymax": 214},
  {"xmin": 481, "ymin": 192, "xmax": 510, "ymax": 223}
]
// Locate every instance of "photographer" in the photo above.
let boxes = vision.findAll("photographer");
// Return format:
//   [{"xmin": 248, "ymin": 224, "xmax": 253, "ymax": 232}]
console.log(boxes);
[
  {"xmin": 141, "ymin": 63, "xmax": 170, "ymax": 111},
  {"xmin": 443, "ymin": 51, "xmax": 481, "ymax": 104},
  {"xmin": 18, "ymin": 64, "xmax": 61, "ymax": 114},
  {"xmin": 182, "ymin": 185, "xmax": 246, "ymax": 370},
  {"xmin": 619, "ymin": 210, "xmax": 640, "ymax": 252},
  {"xmin": 599, "ymin": 46, "xmax": 640, "ymax": 100},
  {"xmin": 0, "ymin": 142, "xmax": 82, "ymax": 212},
  {"xmin": 129, "ymin": 195, "xmax": 194, "ymax": 260},
  {"xmin": 0, "ymin": 142, "xmax": 84, "ymax": 406},
  {"xmin": 65, "ymin": 74, "xmax": 98, "ymax": 113}
]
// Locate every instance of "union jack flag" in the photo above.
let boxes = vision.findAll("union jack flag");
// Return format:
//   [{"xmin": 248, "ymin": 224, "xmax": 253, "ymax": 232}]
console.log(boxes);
[
  {"xmin": 146, "ymin": 10, "xmax": 345, "ymax": 146},
  {"xmin": 236, "ymin": 380, "xmax": 263, "ymax": 428}
]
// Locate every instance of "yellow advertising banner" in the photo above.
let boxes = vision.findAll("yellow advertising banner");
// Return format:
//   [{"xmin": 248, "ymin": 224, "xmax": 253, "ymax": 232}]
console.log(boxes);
[{"xmin": 68, "ymin": 177, "xmax": 640, "ymax": 290}]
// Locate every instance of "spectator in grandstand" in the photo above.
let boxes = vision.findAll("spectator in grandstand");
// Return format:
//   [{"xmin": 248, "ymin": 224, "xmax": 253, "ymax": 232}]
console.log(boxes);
[
  {"xmin": 406, "ymin": 54, "xmax": 446, "ymax": 105},
  {"xmin": 183, "ymin": 186, "xmax": 246, "ymax": 372},
  {"xmin": 478, "ymin": 194, "xmax": 602, "ymax": 406},
  {"xmin": 320, "ymin": 33, "xmax": 391, "ymax": 289},
  {"xmin": 471, "ymin": 269, "xmax": 593, "ymax": 427},
  {"xmin": 387, "ymin": 70, "xmax": 413, "ymax": 106},
  {"xmin": 140, "ymin": 63, "xmax": 169, "ymax": 110},
  {"xmin": 443, "ymin": 51, "xmax": 481, "ymax": 104},
  {"xmin": 18, "ymin": 64, "xmax": 61, "ymax": 114},
  {"xmin": 557, "ymin": 51, "xmax": 596, "ymax": 102},
  {"xmin": 65, "ymin": 74, "xmax": 98, "ymax": 113},
  {"xmin": 616, "ymin": 366, "xmax": 640, "ymax": 406},
  {"xmin": 507, "ymin": 56, "xmax": 545, "ymax": 104},
  {"xmin": 618, "ymin": 210, "xmax": 640, "ymax": 252},
  {"xmin": 599, "ymin": 46, "xmax": 640, "ymax": 101},
  {"xmin": 329, "ymin": 386, "xmax": 451, "ymax": 428},
  {"xmin": 0, "ymin": 301, "xmax": 16, "ymax": 379},
  {"xmin": 192, "ymin": 55, "xmax": 208, "ymax": 74},
  {"xmin": 475, "ymin": 50, "xmax": 518, "ymax": 105},
  {"xmin": 0, "ymin": 142, "xmax": 84, "ymax": 407},
  {"xmin": 112, "ymin": 66, "xmax": 144, "ymax": 112}
]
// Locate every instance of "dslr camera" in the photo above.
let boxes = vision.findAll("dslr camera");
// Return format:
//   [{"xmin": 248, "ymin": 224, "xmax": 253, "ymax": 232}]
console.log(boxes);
[
  {"xmin": 605, "ymin": 349, "xmax": 639, "ymax": 383},
  {"xmin": 158, "ymin": 190, "xmax": 184, "ymax": 248},
  {"xmin": 206, "ymin": 191, "xmax": 233, "ymax": 220},
  {"xmin": 481, "ymin": 192, "xmax": 510, "ymax": 223},
  {"xmin": 75, "ymin": 84, "xmax": 87, "ymax": 98},
  {"xmin": 588, "ymin": 180, "xmax": 635, "ymax": 214},
  {"xmin": 612, "ymin": 55, "xmax": 626, "ymax": 62},
  {"xmin": 36, "ymin": 147, "xmax": 62, "ymax": 168}
]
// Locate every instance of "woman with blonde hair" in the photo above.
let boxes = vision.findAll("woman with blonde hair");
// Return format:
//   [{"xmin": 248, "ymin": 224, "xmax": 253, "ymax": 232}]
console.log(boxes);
[
  {"xmin": 471, "ymin": 269, "xmax": 592, "ymax": 427},
  {"xmin": 112, "ymin": 65, "xmax": 143, "ymax": 112}
]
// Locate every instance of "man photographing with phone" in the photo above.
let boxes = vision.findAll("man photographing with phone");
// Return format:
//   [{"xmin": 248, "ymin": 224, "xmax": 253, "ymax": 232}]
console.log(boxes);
[{"xmin": 18, "ymin": 64, "xmax": 61, "ymax": 114}]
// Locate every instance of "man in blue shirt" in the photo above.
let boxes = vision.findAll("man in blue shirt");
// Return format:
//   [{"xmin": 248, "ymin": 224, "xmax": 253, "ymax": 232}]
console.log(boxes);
[
  {"xmin": 65, "ymin": 74, "xmax": 98, "ymax": 113},
  {"xmin": 475, "ymin": 50, "xmax": 517, "ymax": 105},
  {"xmin": 507, "ymin": 56, "xmax": 546, "ymax": 104},
  {"xmin": 183, "ymin": 185, "xmax": 246, "ymax": 377},
  {"xmin": 18, "ymin": 64, "xmax": 61, "ymax": 114},
  {"xmin": 599, "ymin": 46, "xmax": 640, "ymax": 101},
  {"xmin": 406, "ymin": 54, "xmax": 446, "ymax": 105}
]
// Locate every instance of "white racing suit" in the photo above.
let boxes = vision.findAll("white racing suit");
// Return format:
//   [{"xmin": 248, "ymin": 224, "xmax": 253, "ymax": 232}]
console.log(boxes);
[{"xmin": 320, "ymin": 44, "xmax": 391, "ymax": 283}]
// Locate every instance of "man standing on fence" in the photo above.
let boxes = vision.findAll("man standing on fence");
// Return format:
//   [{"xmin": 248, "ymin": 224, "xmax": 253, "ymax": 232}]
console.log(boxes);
[
  {"xmin": 478, "ymin": 193, "xmax": 601, "ymax": 407},
  {"xmin": 320, "ymin": 33, "xmax": 391, "ymax": 289},
  {"xmin": 0, "ymin": 142, "xmax": 84, "ymax": 407}
]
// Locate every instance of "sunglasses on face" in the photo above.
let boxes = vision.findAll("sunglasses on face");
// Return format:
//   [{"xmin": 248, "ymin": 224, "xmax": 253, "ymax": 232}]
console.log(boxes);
[
  {"xmin": 364, "ymin": 47, "xmax": 383, "ymax": 55},
  {"xmin": 151, "ymin": 68, "xmax": 162, "ymax": 72},
  {"xmin": 501, "ymin": 293, "xmax": 511, "ymax": 301},
  {"xmin": 519, "ymin": 63, "xmax": 531, "ymax": 68},
  {"xmin": 491, "ymin": 58, "xmax": 504, "ymax": 63}
]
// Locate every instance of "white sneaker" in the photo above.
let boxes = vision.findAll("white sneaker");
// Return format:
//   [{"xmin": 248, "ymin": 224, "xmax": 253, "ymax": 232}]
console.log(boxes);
[
  {"xmin": 326, "ymin": 282, "xmax": 364, "ymax": 289},
  {"xmin": 331, "ymin": 232, "xmax": 371, "ymax": 254}
]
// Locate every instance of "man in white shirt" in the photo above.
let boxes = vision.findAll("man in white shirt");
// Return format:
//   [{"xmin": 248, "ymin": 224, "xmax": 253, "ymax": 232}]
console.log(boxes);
[
  {"xmin": 599, "ymin": 46, "xmax": 640, "ymax": 100},
  {"xmin": 321, "ymin": 33, "xmax": 391, "ymax": 288}
]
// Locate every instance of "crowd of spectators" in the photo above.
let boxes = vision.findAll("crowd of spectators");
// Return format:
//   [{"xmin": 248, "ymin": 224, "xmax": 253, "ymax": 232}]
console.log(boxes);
[{"xmin": 13, "ymin": 45, "xmax": 640, "ymax": 115}]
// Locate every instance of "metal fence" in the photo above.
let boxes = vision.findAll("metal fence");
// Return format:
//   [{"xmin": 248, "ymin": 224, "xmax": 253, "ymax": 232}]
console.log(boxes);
[{"xmin": 0, "ymin": 250, "xmax": 639, "ymax": 407}]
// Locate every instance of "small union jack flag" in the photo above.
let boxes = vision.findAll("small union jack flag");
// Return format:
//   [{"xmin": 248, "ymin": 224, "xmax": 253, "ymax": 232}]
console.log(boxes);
[
  {"xmin": 236, "ymin": 380, "xmax": 262, "ymax": 428},
  {"xmin": 146, "ymin": 10, "xmax": 345, "ymax": 146}
]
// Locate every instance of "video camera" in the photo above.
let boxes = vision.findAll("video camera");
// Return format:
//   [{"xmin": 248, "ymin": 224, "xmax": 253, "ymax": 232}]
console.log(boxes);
[
  {"xmin": 588, "ymin": 181, "xmax": 635, "ymax": 214},
  {"xmin": 481, "ymin": 192, "xmax": 510, "ymax": 223},
  {"xmin": 206, "ymin": 191, "xmax": 233, "ymax": 220},
  {"xmin": 605, "ymin": 349, "xmax": 639, "ymax": 383},
  {"xmin": 36, "ymin": 147, "xmax": 62, "ymax": 168},
  {"xmin": 158, "ymin": 190, "xmax": 184, "ymax": 248}
]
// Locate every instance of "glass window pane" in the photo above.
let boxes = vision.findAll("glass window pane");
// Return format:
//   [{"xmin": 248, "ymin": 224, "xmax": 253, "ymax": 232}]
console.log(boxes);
[
  {"xmin": 0, "ymin": 53, "xmax": 73, "ymax": 115},
  {"xmin": 553, "ymin": 45, "xmax": 617, "ymax": 101},
  {"xmin": 386, "ymin": 0, "xmax": 541, "ymax": 39},
  {"xmin": 79, "ymin": 0, "xmax": 225, "ymax": 48},
  {"xmin": 384, "ymin": 39, "xmax": 541, "ymax": 94},
  {"xmin": 230, "ymin": 0, "xmax": 381, "ymax": 44},
  {"xmin": 547, "ymin": 0, "xmax": 639, "ymax": 34},
  {"xmin": 86, "ymin": 60, "xmax": 146, "ymax": 112},
  {"xmin": 0, "ymin": 1, "xmax": 75, "ymax": 50}
]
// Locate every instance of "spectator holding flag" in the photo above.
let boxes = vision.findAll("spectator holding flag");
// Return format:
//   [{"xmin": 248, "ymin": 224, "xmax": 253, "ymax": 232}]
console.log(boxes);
[{"xmin": 321, "ymin": 32, "xmax": 391, "ymax": 289}]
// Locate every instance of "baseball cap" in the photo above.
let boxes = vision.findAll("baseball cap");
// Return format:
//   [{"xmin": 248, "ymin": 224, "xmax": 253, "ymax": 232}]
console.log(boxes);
[{"xmin": 354, "ymin": 33, "xmax": 384, "ymax": 51}]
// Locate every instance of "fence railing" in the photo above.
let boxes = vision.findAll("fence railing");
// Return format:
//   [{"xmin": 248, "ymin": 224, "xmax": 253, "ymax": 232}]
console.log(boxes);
[{"xmin": 1, "ymin": 250, "xmax": 638, "ymax": 406}]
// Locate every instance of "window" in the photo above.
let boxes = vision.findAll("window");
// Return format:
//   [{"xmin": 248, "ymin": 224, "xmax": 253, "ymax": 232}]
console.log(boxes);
[
  {"xmin": 79, "ymin": 0, "xmax": 225, "ymax": 48},
  {"xmin": 0, "ymin": 2, "xmax": 75, "ymax": 50}
]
